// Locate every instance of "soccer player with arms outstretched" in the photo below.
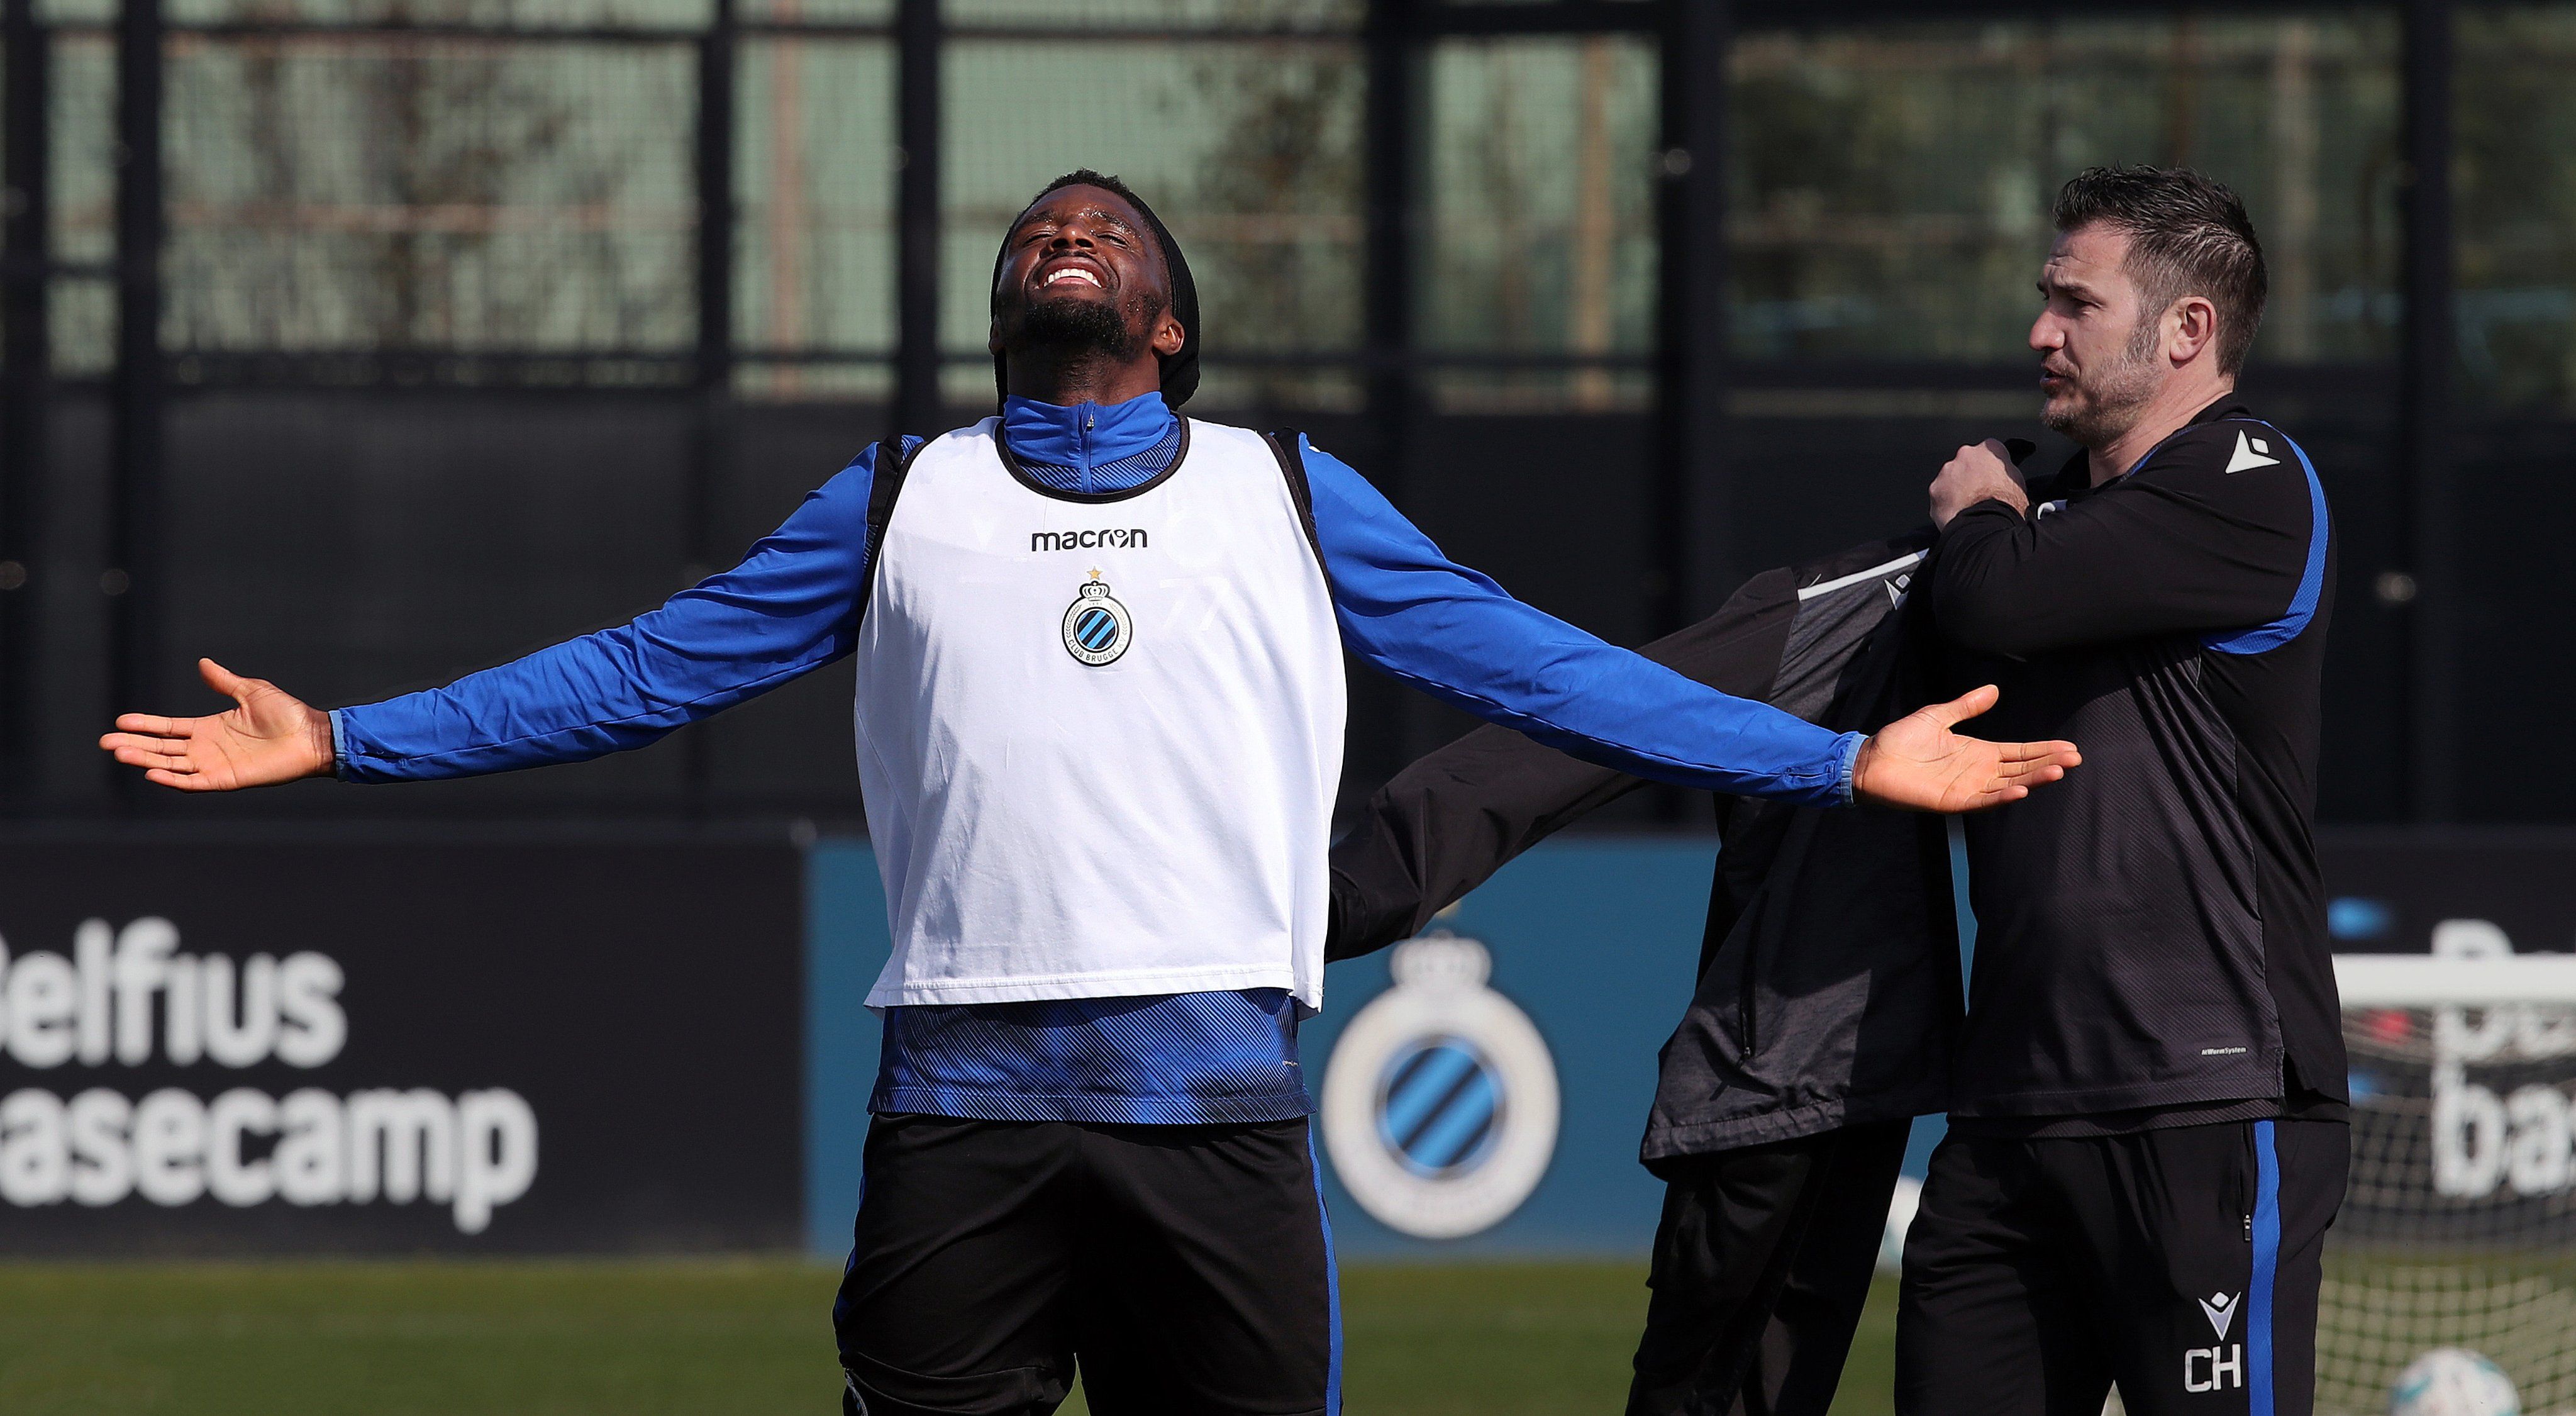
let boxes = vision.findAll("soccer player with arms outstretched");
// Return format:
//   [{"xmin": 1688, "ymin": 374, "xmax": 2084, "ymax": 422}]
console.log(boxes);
[{"xmin": 103, "ymin": 170, "xmax": 2077, "ymax": 1416}]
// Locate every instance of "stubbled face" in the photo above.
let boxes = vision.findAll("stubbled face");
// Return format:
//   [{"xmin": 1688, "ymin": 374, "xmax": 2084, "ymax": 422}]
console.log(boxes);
[
  {"xmin": 989, "ymin": 184, "xmax": 1175, "ymax": 365},
  {"xmin": 2030, "ymin": 222, "xmax": 2166, "ymax": 449}
]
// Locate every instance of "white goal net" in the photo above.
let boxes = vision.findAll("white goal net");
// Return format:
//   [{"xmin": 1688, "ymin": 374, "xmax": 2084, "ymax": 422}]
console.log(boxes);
[{"xmin": 2323, "ymin": 937, "xmax": 2576, "ymax": 1416}]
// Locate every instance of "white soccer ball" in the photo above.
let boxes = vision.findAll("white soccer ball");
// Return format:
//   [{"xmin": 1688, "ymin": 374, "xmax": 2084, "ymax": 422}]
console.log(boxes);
[{"xmin": 2390, "ymin": 1348, "xmax": 2521, "ymax": 1416}]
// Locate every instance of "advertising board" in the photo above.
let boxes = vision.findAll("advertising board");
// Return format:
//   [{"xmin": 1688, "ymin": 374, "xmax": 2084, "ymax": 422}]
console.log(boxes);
[
  {"xmin": 0, "ymin": 833, "xmax": 805, "ymax": 1254},
  {"xmin": 9, "ymin": 828, "xmax": 2561, "ymax": 1258}
]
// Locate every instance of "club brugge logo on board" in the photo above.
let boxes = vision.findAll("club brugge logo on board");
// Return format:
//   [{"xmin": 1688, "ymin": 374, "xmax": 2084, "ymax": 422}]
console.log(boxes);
[
  {"xmin": 1060, "ymin": 572, "xmax": 1132, "ymax": 666},
  {"xmin": 1321, "ymin": 934, "xmax": 1560, "ymax": 1239}
]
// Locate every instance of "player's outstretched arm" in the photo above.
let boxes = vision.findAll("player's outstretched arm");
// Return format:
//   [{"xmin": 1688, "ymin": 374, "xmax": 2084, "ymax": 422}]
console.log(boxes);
[
  {"xmin": 1299, "ymin": 438, "xmax": 2077, "ymax": 811},
  {"xmin": 99, "ymin": 658, "xmax": 333, "ymax": 791},
  {"xmin": 1850, "ymin": 684, "xmax": 2080, "ymax": 812},
  {"xmin": 103, "ymin": 443, "xmax": 896, "ymax": 788}
]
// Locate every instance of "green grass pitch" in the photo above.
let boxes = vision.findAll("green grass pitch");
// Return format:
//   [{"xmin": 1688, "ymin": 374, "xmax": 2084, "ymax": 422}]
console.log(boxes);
[{"xmin": 0, "ymin": 1259, "xmax": 1905, "ymax": 1415}]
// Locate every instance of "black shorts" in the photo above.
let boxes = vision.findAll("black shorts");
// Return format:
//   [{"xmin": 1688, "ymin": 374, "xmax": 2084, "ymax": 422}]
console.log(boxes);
[
  {"xmin": 1628, "ymin": 1118, "xmax": 1910, "ymax": 1416},
  {"xmin": 832, "ymin": 1113, "xmax": 1339, "ymax": 1416},
  {"xmin": 1896, "ymin": 1118, "xmax": 2348, "ymax": 1416}
]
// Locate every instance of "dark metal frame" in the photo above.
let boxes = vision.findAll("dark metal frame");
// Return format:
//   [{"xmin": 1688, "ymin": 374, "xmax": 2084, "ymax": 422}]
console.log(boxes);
[
  {"xmin": 1655, "ymin": 0, "xmax": 1730, "ymax": 629},
  {"xmin": 893, "ymin": 0, "xmax": 942, "ymax": 438},
  {"xmin": 2399, "ymin": 0, "xmax": 2455, "ymax": 824},
  {"xmin": 108, "ymin": 0, "xmax": 167, "ymax": 805},
  {"xmin": 0, "ymin": 0, "xmax": 2468, "ymax": 821},
  {"xmin": 0, "ymin": 0, "xmax": 47, "ymax": 801}
]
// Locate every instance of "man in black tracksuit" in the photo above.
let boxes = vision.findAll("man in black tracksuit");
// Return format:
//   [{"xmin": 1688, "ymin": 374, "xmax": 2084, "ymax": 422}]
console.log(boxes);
[
  {"xmin": 1900, "ymin": 168, "xmax": 2343, "ymax": 1416},
  {"xmin": 1331, "ymin": 166, "xmax": 2340, "ymax": 1416}
]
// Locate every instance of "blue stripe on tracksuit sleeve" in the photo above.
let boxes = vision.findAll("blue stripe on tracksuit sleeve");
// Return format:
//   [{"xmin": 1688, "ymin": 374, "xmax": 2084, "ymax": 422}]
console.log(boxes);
[
  {"xmin": 2202, "ymin": 423, "xmax": 2328, "ymax": 657},
  {"xmin": 1298, "ymin": 439, "xmax": 1862, "ymax": 806},
  {"xmin": 331, "ymin": 440, "xmax": 909, "ymax": 781}
]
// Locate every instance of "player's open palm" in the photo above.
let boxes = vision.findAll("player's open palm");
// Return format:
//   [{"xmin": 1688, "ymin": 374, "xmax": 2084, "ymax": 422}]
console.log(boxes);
[
  {"xmin": 1851, "ymin": 684, "xmax": 2080, "ymax": 813},
  {"xmin": 99, "ymin": 658, "xmax": 335, "ymax": 791}
]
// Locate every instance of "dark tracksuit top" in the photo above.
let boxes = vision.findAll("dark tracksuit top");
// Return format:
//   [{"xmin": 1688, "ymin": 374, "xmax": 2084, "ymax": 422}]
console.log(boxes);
[
  {"xmin": 1931, "ymin": 396, "xmax": 2343, "ymax": 1134},
  {"xmin": 1330, "ymin": 533, "xmax": 1957, "ymax": 1161}
]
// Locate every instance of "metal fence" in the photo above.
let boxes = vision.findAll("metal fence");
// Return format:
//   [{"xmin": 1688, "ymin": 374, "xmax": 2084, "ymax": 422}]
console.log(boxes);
[{"xmin": 0, "ymin": 0, "xmax": 2564, "ymax": 826}]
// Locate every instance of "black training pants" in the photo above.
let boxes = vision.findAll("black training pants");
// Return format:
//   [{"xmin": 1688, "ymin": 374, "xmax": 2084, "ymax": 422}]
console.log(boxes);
[
  {"xmin": 1896, "ymin": 1119, "xmax": 2348, "ymax": 1416},
  {"xmin": 1628, "ymin": 1118, "xmax": 1913, "ymax": 1416},
  {"xmin": 833, "ymin": 1114, "xmax": 1338, "ymax": 1416}
]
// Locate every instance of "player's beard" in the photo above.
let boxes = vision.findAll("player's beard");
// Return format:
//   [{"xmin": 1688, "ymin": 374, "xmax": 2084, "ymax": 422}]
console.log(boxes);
[
  {"xmin": 1013, "ymin": 287, "xmax": 1165, "ymax": 370},
  {"xmin": 2041, "ymin": 314, "xmax": 2162, "ymax": 449}
]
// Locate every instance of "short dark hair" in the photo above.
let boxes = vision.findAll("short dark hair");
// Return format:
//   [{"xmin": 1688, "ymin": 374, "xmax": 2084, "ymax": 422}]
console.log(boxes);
[{"xmin": 2053, "ymin": 165, "xmax": 2267, "ymax": 375}]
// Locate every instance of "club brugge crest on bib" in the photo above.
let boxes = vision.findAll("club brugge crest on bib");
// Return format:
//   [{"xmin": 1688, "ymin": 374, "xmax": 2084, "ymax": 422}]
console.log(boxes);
[
  {"xmin": 1321, "ymin": 934, "xmax": 1560, "ymax": 1239},
  {"xmin": 1060, "ymin": 572, "xmax": 1132, "ymax": 666}
]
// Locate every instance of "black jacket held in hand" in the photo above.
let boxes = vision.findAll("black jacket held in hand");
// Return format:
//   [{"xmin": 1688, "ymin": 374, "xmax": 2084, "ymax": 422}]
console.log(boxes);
[{"xmin": 1328, "ymin": 534, "xmax": 1961, "ymax": 1164}]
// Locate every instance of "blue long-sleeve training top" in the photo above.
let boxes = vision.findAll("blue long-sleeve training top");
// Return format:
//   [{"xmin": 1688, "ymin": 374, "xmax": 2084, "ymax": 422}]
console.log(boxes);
[{"xmin": 331, "ymin": 392, "xmax": 1865, "ymax": 1123}]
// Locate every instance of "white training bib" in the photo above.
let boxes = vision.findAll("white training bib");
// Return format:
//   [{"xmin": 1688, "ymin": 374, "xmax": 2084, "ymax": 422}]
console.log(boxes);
[{"xmin": 852, "ymin": 417, "xmax": 1346, "ymax": 1010}]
